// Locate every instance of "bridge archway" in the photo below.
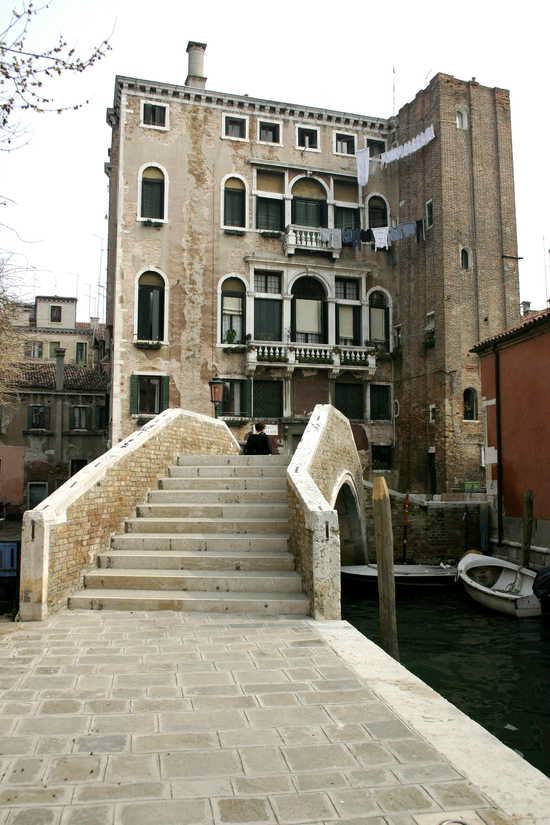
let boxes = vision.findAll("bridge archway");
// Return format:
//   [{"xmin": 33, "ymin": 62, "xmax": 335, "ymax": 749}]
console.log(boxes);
[{"xmin": 332, "ymin": 475, "xmax": 367, "ymax": 565}]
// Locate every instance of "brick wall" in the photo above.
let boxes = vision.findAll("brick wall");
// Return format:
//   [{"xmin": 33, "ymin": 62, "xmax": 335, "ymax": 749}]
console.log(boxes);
[
  {"xmin": 364, "ymin": 480, "xmax": 481, "ymax": 564},
  {"xmin": 19, "ymin": 409, "xmax": 239, "ymax": 620}
]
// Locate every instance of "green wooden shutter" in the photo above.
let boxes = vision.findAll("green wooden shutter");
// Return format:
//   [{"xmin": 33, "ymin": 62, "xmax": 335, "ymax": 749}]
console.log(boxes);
[
  {"xmin": 161, "ymin": 376, "xmax": 170, "ymax": 411},
  {"xmin": 242, "ymin": 379, "xmax": 252, "ymax": 418},
  {"xmin": 129, "ymin": 375, "xmax": 139, "ymax": 414},
  {"xmin": 141, "ymin": 180, "xmax": 164, "ymax": 219},
  {"xmin": 254, "ymin": 299, "xmax": 281, "ymax": 341},
  {"xmin": 353, "ymin": 305, "xmax": 361, "ymax": 346}
]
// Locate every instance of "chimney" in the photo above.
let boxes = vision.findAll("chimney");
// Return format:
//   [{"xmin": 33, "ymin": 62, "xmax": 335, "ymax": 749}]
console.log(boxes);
[
  {"xmin": 186, "ymin": 41, "xmax": 207, "ymax": 88},
  {"xmin": 55, "ymin": 347, "xmax": 66, "ymax": 391},
  {"xmin": 520, "ymin": 300, "xmax": 531, "ymax": 317}
]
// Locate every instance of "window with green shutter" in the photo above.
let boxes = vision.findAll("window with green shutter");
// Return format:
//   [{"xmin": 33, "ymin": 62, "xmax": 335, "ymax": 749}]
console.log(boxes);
[
  {"xmin": 256, "ymin": 198, "xmax": 284, "ymax": 231},
  {"xmin": 334, "ymin": 207, "xmax": 360, "ymax": 230},
  {"xmin": 370, "ymin": 385, "xmax": 391, "ymax": 420},
  {"xmin": 254, "ymin": 299, "xmax": 282, "ymax": 342},
  {"xmin": 140, "ymin": 167, "xmax": 165, "ymax": 220},
  {"xmin": 137, "ymin": 272, "xmax": 165, "ymax": 341},
  {"xmin": 292, "ymin": 197, "xmax": 327, "ymax": 228},
  {"xmin": 334, "ymin": 383, "xmax": 364, "ymax": 420},
  {"xmin": 252, "ymin": 380, "xmax": 283, "ymax": 419},
  {"xmin": 130, "ymin": 375, "xmax": 169, "ymax": 415},
  {"xmin": 224, "ymin": 178, "xmax": 246, "ymax": 227}
]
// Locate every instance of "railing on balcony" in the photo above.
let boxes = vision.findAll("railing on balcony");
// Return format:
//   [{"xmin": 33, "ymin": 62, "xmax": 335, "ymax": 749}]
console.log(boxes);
[
  {"xmin": 246, "ymin": 343, "xmax": 376, "ymax": 374},
  {"xmin": 283, "ymin": 226, "xmax": 342, "ymax": 259}
]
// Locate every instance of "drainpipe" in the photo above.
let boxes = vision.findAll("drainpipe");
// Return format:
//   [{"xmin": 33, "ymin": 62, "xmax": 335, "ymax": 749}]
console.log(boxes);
[
  {"xmin": 54, "ymin": 348, "xmax": 65, "ymax": 464},
  {"xmin": 494, "ymin": 346, "xmax": 504, "ymax": 545}
]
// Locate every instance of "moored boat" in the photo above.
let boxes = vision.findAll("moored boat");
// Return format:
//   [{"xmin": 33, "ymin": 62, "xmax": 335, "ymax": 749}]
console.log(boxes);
[
  {"xmin": 457, "ymin": 553, "xmax": 541, "ymax": 617},
  {"xmin": 341, "ymin": 563, "xmax": 457, "ymax": 587}
]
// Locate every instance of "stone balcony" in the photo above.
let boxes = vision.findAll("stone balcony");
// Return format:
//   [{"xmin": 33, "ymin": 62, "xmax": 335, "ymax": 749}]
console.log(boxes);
[
  {"xmin": 283, "ymin": 225, "xmax": 341, "ymax": 259},
  {"xmin": 246, "ymin": 342, "xmax": 376, "ymax": 375}
]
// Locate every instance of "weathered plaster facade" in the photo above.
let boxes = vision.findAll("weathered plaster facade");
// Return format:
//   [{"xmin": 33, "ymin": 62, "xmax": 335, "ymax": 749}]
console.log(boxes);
[{"xmin": 105, "ymin": 46, "xmax": 520, "ymax": 493}]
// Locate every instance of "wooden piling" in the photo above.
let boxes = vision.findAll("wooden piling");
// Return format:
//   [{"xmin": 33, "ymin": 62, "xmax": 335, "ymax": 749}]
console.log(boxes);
[
  {"xmin": 372, "ymin": 477, "xmax": 399, "ymax": 661},
  {"xmin": 521, "ymin": 489, "xmax": 534, "ymax": 570}
]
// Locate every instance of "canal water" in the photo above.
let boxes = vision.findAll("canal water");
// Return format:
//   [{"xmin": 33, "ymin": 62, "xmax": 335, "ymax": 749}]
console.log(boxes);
[{"xmin": 342, "ymin": 582, "xmax": 550, "ymax": 778}]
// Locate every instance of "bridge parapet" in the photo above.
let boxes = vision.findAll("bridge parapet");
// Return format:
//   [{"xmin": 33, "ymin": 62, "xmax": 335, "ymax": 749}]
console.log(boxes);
[
  {"xmin": 287, "ymin": 404, "xmax": 366, "ymax": 619},
  {"xmin": 19, "ymin": 409, "xmax": 240, "ymax": 620}
]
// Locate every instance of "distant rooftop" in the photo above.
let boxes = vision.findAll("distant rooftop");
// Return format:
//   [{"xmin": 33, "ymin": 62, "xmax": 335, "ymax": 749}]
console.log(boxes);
[
  {"xmin": 17, "ymin": 363, "xmax": 109, "ymax": 392},
  {"xmin": 472, "ymin": 307, "xmax": 550, "ymax": 353}
]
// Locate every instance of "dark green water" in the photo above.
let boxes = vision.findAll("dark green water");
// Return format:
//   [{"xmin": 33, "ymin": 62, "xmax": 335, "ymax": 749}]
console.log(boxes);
[{"xmin": 342, "ymin": 582, "xmax": 550, "ymax": 777}]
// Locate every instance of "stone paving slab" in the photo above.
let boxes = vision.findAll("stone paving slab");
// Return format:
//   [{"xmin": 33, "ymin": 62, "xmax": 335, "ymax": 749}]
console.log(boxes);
[{"xmin": 0, "ymin": 610, "xmax": 543, "ymax": 825}]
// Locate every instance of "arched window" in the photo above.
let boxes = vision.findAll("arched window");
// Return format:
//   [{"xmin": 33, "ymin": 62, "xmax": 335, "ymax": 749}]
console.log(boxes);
[
  {"xmin": 461, "ymin": 248, "xmax": 470, "ymax": 269},
  {"xmin": 223, "ymin": 177, "xmax": 246, "ymax": 228},
  {"xmin": 137, "ymin": 272, "xmax": 165, "ymax": 342},
  {"xmin": 291, "ymin": 276, "xmax": 327, "ymax": 344},
  {"xmin": 456, "ymin": 108, "xmax": 468, "ymax": 129},
  {"xmin": 463, "ymin": 388, "xmax": 478, "ymax": 421},
  {"xmin": 368, "ymin": 290, "xmax": 389, "ymax": 350},
  {"xmin": 221, "ymin": 277, "xmax": 245, "ymax": 343},
  {"xmin": 291, "ymin": 178, "xmax": 327, "ymax": 228},
  {"xmin": 368, "ymin": 196, "xmax": 388, "ymax": 228},
  {"xmin": 140, "ymin": 166, "xmax": 165, "ymax": 220}
]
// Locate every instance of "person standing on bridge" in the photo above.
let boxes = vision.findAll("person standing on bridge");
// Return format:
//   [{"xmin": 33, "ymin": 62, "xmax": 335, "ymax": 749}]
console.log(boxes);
[{"xmin": 243, "ymin": 422, "xmax": 273, "ymax": 455}]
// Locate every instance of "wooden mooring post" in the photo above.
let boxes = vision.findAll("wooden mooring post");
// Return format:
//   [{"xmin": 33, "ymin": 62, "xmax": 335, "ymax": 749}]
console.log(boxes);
[{"xmin": 372, "ymin": 477, "xmax": 400, "ymax": 661}]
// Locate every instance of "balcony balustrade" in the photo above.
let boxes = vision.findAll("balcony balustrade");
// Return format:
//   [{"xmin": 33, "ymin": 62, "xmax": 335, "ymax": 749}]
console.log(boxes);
[
  {"xmin": 246, "ymin": 342, "xmax": 376, "ymax": 375},
  {"xmin": 283, "ymin": 225, "xmax": 341, "ymax": 259}
]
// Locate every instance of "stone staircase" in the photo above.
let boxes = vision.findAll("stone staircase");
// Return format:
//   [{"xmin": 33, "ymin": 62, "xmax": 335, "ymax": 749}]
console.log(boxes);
[{"xmin": 68, "ymin": 454, "xmax": 309, "ymax": 615}]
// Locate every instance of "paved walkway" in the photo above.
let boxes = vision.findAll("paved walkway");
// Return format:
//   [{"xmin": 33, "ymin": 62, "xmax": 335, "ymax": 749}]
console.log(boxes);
[{"xmin": 0, "ymin": 611, "xmax": 529, "ymax": 825}]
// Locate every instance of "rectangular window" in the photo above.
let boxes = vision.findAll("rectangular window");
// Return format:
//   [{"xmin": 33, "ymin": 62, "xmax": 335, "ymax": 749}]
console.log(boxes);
[
  {"xmin": 425, "ymin": 199, "xmax": 433, "ymax": 229},
  {"xmin": 221, "ymin": 380, "xmax": 246, "ymax": 417},
  {"xmin": 334, "ymin": 383, "xmax": 364, "ymax": 420},
  {"xmin": 254, "ymin": 271, "xmax": 281, "ymax": 294},
  {"xmin": 224, "ymin": 189, "xmax": 246, "ymax": 228},
  {"xmin": 336, "ymin": 305, "xmax": 360, "ymax": 346},
  {"xmin": 296, "ymin": 299, "xmax": 322, "ymax": 336},
  {"xmin": 71, "ymin": 406, "xmax": 89, "ymax": 430},
  {"xmin": 256, "ymin": 198, "xmax": 284, "ymax": 231},
  {"xmin": 369, "ymin": 307, "xmax": 387, "ymax": 344},
  {"xmin": 95, "ymin": 406, "xmax": 106, "ymax": 430},
  {"xmin": 370, "ymin": 385, "xmax": 392, "ymax": 420},
  {"xmin": 335, "ymin": 133, "xmax": 355, "ymax": 154},
  {"xmin": 334, "ymin": 207, "xmax": 360, "ymax": 231},
  {"xmin": 367, "ymin": 138, "xmax": 386, "ymax": 156},
  {"xmin": 27, "ymin": 405, "xmax": 49, "ymax": 429},
  {"xmin": 130, "ymin": 374, "xmax": 169, "ymax": 415},
  {"xmin": 75, "ymin": 342, "xmax": 87, "ymax": 364},
  {"xmin": 254, "ymin": 298, "xmax": 282, "ymax": 342},
  {"xmin": 335, "ymin": 278, "xmax": 359, "ymax": 301},
  {"xmin": 48, "ymin": 341, "xmax": 60, "ymax": 358},
  {"xmin": 141, "ymin": 179, "xmax": 164, "ymax": 220},
  {"xmin": 27, "ymin": 482, "xmax": 48, "ymax": 509},
  {"xmin": 30, "ymin": 341, "xmax": 43, "ymax": 359},
  {"xmin": 372, "ymin": 444, "xmax": 393, "ymax": 470},
  {"xmin": 142, "ymin": 103, "xmax": 167, "ymax": 127},
  {"xmin": 224, "ymin": 116, "xmax": 247, "ymax": 139},
  {"xmin": 222, "ymin": 294, "xmax": 244, "ymax": 343},
  {"xmin": 258, "ymin": 121, "xmax": 280, "ymax": 144},
  {"xmin": 292, "ymin": 198, "xmax": 326, "ymax": 228},
  {"xmin": 138, "ymin": 284, "xmax": 164, "ymax": 341},
  {"xmin": 253, "ymin": 380, "xmax": 283, "ymax": 419},
  {"xmin": 50, "ymin": 305, "xmax": 62, "ymax": 322},
  {"xmin": 297, "ymin": 127, "xmax": 318, "ymax": 150}
]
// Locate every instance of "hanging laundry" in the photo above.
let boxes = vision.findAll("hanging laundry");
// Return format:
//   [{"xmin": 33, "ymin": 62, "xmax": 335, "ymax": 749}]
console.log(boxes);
[
  {"xmin": 388, "ymin": 225, "xmax": 403, "ymax": 242},
  {"xmin": 380, "ymin": 125, "xmax": 435, "ymax": 166},
  {"xmin": 360, "ymin": 229, "xmax": 371, "ymax": 243},
  {"xmin": 319, "ymin": 228, "xmax": 331, "ymax": 244},
  {"xmin": 341, "ymin": 228, "xmax": 354, "ymax": 246},
  {"xmin": 372, "ymin": 227, "xmax": 390, "ymax": 250},
  {"xmin": 401, "ymin": 222, "xmax": 416, "ymax": 239},
  {"xmin": 351, "ymin": 228, "xmax": 361, "ymax": 248},
  {"xmin": 356, "ymin": 147, "xmax": 370, "ymax": 186},
  {"xmin": 331, "ymin": 228, "xmax": 342, "ymax": 249}
]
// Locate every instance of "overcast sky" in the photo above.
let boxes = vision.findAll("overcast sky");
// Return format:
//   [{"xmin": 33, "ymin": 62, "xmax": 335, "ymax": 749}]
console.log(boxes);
[{"xmin": 1, "ymin": 0, "xmax": 548, "ymax": 320}]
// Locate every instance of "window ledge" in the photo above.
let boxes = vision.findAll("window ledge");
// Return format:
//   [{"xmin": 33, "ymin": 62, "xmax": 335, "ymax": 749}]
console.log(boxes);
[
  {"xmin": 258, "ymin": 230, "xmax": 282, "ymax": 238},
  {"xmin": 134, "ymin": 340, "xmax": 165, "ymax": 349},
  {"xmin": 137, "ymin": 218, "xmax": 166, "ymax": 228},
  {"xmin": 220, "ymin": 344, "xmax": 246, "ymax": 352},
  {"xmin": 23, "ymin": 428, "xmax": 53, "ymax": 435},
  {"xmin": 223, "ymin": 227, "xmax": 246, "ymax": 235}
]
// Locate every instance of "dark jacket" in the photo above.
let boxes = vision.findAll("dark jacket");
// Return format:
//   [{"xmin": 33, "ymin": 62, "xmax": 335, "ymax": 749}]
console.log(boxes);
[{"xmin": 243, "ymin": 432, "xmax": 272, "ymax": 455}]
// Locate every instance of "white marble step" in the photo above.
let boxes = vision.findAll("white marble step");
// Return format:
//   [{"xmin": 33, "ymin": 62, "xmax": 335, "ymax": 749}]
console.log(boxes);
[
  {"xmin": 97, "ymin": 549, "xmax": 294, "ymax": 571},
  {"xmin": 69, "ymin": 589, "xmax": 309, "ymax": 615},
  {"xmin": 84, "ymin": 568, "xmax": 302, "ymax": 593}
]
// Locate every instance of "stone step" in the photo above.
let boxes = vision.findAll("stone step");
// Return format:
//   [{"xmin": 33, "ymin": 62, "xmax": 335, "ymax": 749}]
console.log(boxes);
[
  {"xmin": 168, "ymin": 466, "xmax": 287, "ymax": 479},
  {"xmin": 136, "ymin": 503, "xmax": 289, "ymax": 519},
  {"xmin": 83, "ymin": 569, "xmax": 302, "ymax": 593},
  {"xmin": 147, "ymin": 489, "xmax": 288, "ymax": 504},
  {"xmin": 158, "ymin": 477, "xmax": 287, "ymax": 491},
  {"xmin": 110, "ymin": 534, "xmax": 290, "ymax": 553},
  {"xmin": 176, "ymin": 454, "xmax": 290, "ymax": 466},
  {"xmin": 97, "ymin": 549, "xmax": 295, "ymax": 571},
  {"xmin": 124, "ymin": 518, "xmax": 289, "ymax": 535},
  {"xmin": 69, "ymin": 589, "xmax": 309, "ymax": 615}
]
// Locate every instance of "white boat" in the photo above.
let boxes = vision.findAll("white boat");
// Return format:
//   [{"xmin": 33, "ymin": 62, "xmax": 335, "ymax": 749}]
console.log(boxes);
[
  {"xmin": 457, "ymin": 553, "xmax": 541, "ymax": 618},
  {"xmin": 341, "ymin": 563, "xmax": 457, "ymax": 587}
]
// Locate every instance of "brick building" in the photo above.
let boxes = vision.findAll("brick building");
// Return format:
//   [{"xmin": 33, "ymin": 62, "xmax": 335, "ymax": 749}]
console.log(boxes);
[
  {"xmin": 472, "ymin": 307, "xmax": 550, "ymax": 554},
  {"xmin": 104, "ymin": 42, "xmax": 520, "ymax": 492}
]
